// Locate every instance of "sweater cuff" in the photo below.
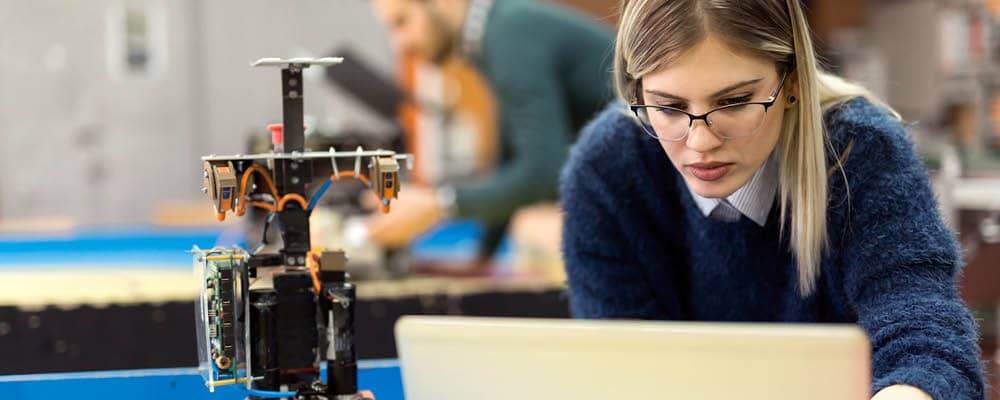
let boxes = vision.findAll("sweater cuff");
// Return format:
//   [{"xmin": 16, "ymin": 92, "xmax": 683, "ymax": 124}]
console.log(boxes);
[{"xmin": 873, "ymin": 364, "xmax": 979, "ymax": 400}]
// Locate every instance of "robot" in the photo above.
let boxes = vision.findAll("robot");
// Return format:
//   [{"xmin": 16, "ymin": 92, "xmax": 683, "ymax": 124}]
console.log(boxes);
[{"xmin": 193, "ymin": 57, "xmax": 412, "ymax": 400}]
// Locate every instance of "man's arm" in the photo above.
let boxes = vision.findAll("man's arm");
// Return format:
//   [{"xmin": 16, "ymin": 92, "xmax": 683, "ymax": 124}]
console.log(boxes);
[{"xmin": 452, "ymin": 37, "xmax": 573, "ymax": 226}]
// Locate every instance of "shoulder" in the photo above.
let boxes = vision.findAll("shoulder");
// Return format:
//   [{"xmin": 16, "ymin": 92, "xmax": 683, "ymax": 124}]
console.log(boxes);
[
  {"xmin": 485, "ymin": 0, "xmax": 610, "ymax": 55},
  {"xmin": 561, "ymin": 102, "xmax": 669, "ymax": 199},
  {"xmin": 823, "ymin": 97, "xmax": 946, "ymax": 237},
  {"xmin": 564, "ymin": 102, "xmax": 644, "ymax": 175},
  {"xmin": 823, "ymin": 96, "xmax": 928, "ymax": 193},
  {"xmin": 492, "ymin": 0, "xmax": 595, "ymax": 28},
  {"xmin": 824, "ymin": 97, "xmax": 911, "ymax": 160},
  {"xmin": 486, "ymin": 0, "xmax": 554, "ymax": 42}
]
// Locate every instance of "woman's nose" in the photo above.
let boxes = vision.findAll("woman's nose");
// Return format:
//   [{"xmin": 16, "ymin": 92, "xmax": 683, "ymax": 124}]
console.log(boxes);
[{"xmin": 685, "ymin": 120, "xmax": 724, "ymax": 152}]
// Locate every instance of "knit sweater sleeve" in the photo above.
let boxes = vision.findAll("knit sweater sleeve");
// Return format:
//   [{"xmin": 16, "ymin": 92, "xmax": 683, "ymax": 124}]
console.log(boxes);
[
  {"xmin": 453, "ymin": 21, "xmax": 574, "ymax": 226},
  {"xmin": 559, "ymin": 108, "xmax": 670, "ymax": 319},
  {"xmin": 833, "ymin": 104, "xmax": 985, "ymax": 400}
]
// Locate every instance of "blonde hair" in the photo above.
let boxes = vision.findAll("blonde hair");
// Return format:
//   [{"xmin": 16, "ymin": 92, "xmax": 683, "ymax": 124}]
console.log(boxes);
[{"xmin": 614, "ymin": 0, "xmax": 896, "ymax": 295}]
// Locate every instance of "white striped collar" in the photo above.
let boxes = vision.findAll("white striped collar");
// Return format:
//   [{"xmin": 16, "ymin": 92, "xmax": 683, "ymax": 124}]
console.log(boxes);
[
  {"xmin": 460, "ymin": 0, "xmax": 494, "ymax": 62},
  {"xmin": 689, "ymin": 151, "xmax": 779, "ymax": 226}
]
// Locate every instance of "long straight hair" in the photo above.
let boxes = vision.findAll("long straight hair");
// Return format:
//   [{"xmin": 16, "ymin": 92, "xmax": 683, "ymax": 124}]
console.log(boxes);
[{"xmin": 614, "ymin": 0, "xmax": 896, "ymax": 295}]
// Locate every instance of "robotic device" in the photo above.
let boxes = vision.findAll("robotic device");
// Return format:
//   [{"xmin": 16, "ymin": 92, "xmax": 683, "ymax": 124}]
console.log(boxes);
[{"xmin": 193, "ymin": 57, "xmax": 412, "ymax": 400}]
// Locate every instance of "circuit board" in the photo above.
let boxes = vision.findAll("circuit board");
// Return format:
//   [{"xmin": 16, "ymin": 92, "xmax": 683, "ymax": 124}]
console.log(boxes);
[{"xmin": 193, "ymin": 247, "xmax": 247, "ymax": 391}]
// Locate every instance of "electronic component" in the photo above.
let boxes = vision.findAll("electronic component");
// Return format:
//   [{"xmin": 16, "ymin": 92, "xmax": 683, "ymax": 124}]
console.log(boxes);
[
  {"xmin": 193, "ymin": 247, "xmax": 247, "ymax": 391},
  {"xmin": 370, "ymin": 156, "xmax": 400, "ymax": 212},
  {"xmin": 203, "ymin": 161, "xmax": 238, "ymax": 222},
  {"xmin": 194, "ymin": 57, "xmax": 413, "ymax": 400}
]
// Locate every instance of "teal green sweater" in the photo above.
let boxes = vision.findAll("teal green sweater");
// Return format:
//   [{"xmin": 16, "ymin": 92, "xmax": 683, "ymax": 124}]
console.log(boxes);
[{"xmin": 455, "ymin": 0, "xmax": 614, "ymax": 225}]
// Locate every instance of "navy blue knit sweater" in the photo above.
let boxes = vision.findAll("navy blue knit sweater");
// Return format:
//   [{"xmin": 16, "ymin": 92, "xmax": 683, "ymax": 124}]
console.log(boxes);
[{"xmin": 560, "ymin": 98, "xmax": 985, "ymax": 399}]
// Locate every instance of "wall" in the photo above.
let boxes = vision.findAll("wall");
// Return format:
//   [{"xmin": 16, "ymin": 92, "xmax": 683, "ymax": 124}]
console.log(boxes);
[{"xmin": 0, "ymin": 0, "xmax": 394, "ymax": 225}]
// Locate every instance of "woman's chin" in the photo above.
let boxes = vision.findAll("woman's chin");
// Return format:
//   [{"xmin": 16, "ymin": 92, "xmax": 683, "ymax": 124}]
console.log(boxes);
[{"xmin": 684, "ymin": 175, "xmax": 740, "ymax": 199}]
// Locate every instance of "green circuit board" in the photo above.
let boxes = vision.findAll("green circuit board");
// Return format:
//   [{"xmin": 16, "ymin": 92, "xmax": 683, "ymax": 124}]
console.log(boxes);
[{"xmin": 193, "ymin": 248, "xmax": 246, "ymax": 390}]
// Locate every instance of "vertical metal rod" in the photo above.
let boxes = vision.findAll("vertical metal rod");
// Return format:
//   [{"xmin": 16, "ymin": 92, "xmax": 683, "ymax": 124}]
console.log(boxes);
[{"xmin": 281, "ymin": 67, "xmax": 305, "ymax": 152}]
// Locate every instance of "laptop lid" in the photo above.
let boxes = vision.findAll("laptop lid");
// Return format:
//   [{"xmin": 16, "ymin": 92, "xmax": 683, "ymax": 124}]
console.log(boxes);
[{"xmin": 395, "ymin": 316, "xmax": 870, "ymax": 400}]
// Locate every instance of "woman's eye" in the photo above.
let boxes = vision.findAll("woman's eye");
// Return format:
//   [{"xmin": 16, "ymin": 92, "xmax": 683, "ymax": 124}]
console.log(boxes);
[{"xmin": 719, "ymin": 96, "xmax": 752, "ymax": 106}]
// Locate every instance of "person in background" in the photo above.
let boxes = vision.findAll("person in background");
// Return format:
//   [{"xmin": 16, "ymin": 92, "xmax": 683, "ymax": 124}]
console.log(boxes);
[
  {"xmin": 368, "ymin": 0, "xmax": 614, "ymax": 265},
  {"xmin": 560, "ymin": 0, "xmax": 985, "ymax": 399}
]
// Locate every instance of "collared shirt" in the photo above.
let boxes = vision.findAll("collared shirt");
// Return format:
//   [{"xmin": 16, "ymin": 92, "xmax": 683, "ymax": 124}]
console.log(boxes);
[
  {"xmin": 688, "ymin": 151, "xmax": 779, "ymax": 226},
  {"xmin": 460, "ymin": 0, "xmax": 495, "ymax": 63}
]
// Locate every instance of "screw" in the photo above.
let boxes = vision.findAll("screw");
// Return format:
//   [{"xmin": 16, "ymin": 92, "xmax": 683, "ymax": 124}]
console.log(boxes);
[
  {"xmin": 291, "ymin": 176, "xmax": 300, "ymax": 185},
  {"xmin": 202, "ymin": 187, "xmax": 208, "ymax": 194},
  {"xmin": 290, "ymin": 162, "xmax": 298, "ymax": 170},
  {"xmin": 289, "ymin": 90, "xmax": 299, "ymax": 98},
  {"xmin": 289, "ymin": 78, "xmax": 298, "ymax": 87},
  {"xmin": 203, "ymin": 170, "xmax": 209, "ymax": 179},
  {"xmin": 297, "ymin": 256, "xmax": 306, "ymax": 265}
]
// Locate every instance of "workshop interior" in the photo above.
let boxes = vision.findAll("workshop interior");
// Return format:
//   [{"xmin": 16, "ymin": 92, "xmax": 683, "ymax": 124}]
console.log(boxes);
[{"xmin": 0, "ymin": 0, "xmax": 999, "ymax": 399}]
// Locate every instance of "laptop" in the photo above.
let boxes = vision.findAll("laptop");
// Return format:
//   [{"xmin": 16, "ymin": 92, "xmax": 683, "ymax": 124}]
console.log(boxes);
[{"xmin": 395, "ymin": 316, "xmax": 870, "ymax": 400}]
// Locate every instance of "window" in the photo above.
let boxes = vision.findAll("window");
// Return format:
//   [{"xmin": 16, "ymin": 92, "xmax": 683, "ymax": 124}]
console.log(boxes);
[{"xmin": 106, "ymin": 1, "xmax": 167, "ymax": 80}]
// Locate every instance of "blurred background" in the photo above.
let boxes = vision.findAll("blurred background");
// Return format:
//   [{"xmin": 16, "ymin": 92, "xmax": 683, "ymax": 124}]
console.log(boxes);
[{"xmin": 0, "ymin": 0, "xmax": 997, "ymax": 396}]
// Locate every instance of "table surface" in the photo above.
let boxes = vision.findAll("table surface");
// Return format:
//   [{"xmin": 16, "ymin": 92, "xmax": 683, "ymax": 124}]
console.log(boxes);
[
  {"xmin": 0, "ymin": 360, "xmax": 405, "ymax": 400},
  {"xmin": 0, "ymin": 222, "xmax": 526, "ymax": 307}
]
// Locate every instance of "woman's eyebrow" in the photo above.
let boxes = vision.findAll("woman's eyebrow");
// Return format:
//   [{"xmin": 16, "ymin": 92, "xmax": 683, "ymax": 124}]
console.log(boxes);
[{"xmin": 644, "ymin": 78, "xmax": 764, "ymax": 101}]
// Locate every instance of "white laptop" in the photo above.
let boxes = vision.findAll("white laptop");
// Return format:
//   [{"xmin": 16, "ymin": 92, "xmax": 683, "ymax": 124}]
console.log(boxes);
[{"xmin": 395, "ymin": 316, "xmax": 870, "ymax": 400}]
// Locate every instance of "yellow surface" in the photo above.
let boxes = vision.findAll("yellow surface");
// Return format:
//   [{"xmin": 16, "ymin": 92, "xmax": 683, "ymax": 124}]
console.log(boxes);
[
  {"xmin": 0, "ymin": 268, "xmax": 561, "ymax": 308},
  {"xmin": 0, "ymin": 268, "xmax": 196, "ymax": 308}
]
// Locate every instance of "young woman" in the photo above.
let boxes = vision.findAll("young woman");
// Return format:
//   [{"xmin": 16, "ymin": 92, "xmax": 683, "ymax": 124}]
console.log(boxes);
[{"xmin": 560, "ymin": 1, "xmax": 985, "ymax": 399}]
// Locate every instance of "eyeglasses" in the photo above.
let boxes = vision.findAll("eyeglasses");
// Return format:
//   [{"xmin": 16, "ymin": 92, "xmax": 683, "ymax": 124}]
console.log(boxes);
[{"xmin": 630, "ymin": 71, "xmax": 790, "ymax": 142}]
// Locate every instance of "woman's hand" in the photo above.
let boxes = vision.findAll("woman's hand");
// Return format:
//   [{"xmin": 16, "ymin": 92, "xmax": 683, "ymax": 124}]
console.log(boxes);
[{"xmin": 871, "ymin": 385, "xmax": 932, "ymax": 400}]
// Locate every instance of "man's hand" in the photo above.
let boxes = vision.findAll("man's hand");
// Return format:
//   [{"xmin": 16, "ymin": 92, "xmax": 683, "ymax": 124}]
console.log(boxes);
[
  {"xmin": 871, "ymin": 385, "xmax": 932, "ymax": 400},
  {"xmin": 366, "ymin": 185, "xmax": 446, "ymax": 248}
]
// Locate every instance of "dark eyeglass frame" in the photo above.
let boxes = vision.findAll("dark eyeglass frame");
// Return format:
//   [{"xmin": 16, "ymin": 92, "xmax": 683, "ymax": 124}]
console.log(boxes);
[{"xmin": 629, "ymin": 70, "xmax": 791, "ymax": 142}]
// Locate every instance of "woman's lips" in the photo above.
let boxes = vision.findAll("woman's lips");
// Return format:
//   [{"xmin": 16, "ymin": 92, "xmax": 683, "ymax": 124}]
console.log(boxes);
[{"xmin": 686, "ymin": 162, "xmax": 734, "ymax": 181}]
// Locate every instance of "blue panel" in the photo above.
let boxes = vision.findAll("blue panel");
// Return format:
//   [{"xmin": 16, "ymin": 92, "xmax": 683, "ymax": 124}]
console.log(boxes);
[
  {"xmin": 0, "ymin": 361, "xmax": 404, "ymax": 400},
  {"xmin": 410, "ymin": 220, "xmax": 511, "ymax": 261},
  {"xmin": 0, "ymin": 226, "xmax": 224, "ymax": 267},
  {"xmin": 0, "ymin": 221, "xmax": 507, "ymax": 267}
]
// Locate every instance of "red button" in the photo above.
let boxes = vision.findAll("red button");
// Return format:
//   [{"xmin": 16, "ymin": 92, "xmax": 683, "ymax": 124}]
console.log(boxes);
[{"xmin": 267, "ymin": 124, "xmax": 284, "ymax": 146}]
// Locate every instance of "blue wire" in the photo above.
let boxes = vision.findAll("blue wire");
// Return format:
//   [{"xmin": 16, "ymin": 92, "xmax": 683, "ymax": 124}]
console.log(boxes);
[
  {"xmin": 246, "ymin": 388, "xmax": 298, "ymax": 398},
  {"xmin": 308, "ymin": 178, "xmax": 333, "ymax": 212}
]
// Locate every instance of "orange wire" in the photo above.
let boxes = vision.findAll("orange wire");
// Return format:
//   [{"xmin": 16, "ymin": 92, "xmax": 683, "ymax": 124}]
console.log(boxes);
[
  {"xmin": 306, "ymin": 252, "xmax": 322, "ymax": 293},
  {"xmin": 332, "ymin": 171, "xmax": 389, "ymax": 213},
  {"xmin": 240, "ymin": 165, "xmax": 279, "ymax": 197},
  {"xmin": 249, "ymin": 201, "xmax": 277, "ymax": 212},
  {"xmin": 277, "ymin": 194, "xmax": 308, "ymax": 210},
  {"xmin": 235, "ymin": 166, "xmax": 311, "ymax": 214},
  {"xmin": 237, "ymin": 165, "xmax": 280, "ymax": 215},
  {"xmin": 334, "ymin": 171, "xmax": 371, "ymax": 185},
  {"xmin": 232, "ymin": 166, "xmax": 380, "ymax": 218}
]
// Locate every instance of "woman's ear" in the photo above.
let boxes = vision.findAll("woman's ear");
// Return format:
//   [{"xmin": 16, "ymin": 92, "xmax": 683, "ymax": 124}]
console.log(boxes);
[{"xmin": 784, "ymin": 70, "xmax": 800, "ymax": 109}]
